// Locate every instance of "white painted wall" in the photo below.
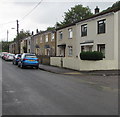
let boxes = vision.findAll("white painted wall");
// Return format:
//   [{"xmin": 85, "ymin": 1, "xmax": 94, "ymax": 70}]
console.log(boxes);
[
  {"xmin": 118, "ymin": 11, "xmax": 120, "ymax": 69},
  {"xmin": 114, "ymin": 11, "xmax": 119, "ymax": 69},
  {"xmin": 76, "ymin": 12, "xmax": 115, "ymax": 60},
  {"xmin": 50, "ymin": 57, "xmax": 118, "ymax": 71},
  {"xmin": 50, "ymin": 57, "xmax": 62, "ymax": 67},
  {"xmin": 56, "ymin": 25, "xmax": 77, "ymax": 57},
  {"xmin": 27, "ymin": 37, "xmax": 31, "ymax": 53}
]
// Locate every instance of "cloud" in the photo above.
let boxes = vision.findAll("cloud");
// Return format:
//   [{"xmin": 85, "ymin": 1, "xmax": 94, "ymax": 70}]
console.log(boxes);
[{"xmin": 0, "ymin": 0, "xmax": 118, "ymax": 41}]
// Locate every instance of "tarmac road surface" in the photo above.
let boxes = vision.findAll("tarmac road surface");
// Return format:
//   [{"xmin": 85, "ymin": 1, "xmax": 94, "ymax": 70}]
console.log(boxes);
[{"xmin": 2, "ymin": 60, "xmax": 118, "ymax": 115}]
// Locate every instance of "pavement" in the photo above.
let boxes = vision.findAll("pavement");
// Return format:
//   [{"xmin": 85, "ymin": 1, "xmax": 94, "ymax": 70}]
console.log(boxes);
[{"xmin": 39, "ymin": 64, "xmax": 119, "ymax": 76}]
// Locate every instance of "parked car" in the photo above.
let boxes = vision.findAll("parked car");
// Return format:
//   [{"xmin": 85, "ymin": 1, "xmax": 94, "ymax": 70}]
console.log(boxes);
[
  {"xmin": 13, "ymin": 54, "xmax": 21, "ymax": 65},
  {"xmin": 0, "ymin": 52, "xmax": 2, "ymax": 58},
  {"xmin": 5, "ymin": 53, "xmax": 15, "ymax": 61},
  {"xmin": 2, "ymin": 52, "xmax": 8, "ymax": 60},
  {"xmin": 18, "ymin": 53, "xmax": 39, "ymax": 69}
]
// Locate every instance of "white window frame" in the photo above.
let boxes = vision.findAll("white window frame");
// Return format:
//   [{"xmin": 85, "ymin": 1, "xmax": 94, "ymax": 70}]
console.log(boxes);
[
  {"xmin": 81, "ymin": 24, "xmax": 87, "ymax": 37},
  {"xmin": 59, "ymin": 31, "xmax": 63, "ymax": 40},
  {"xmin": 45, "ymin": 35, "xmax": 48, "ymax": 42},
  {"xmin": 51, "ymin": 33, "xmax": 55, "ymax": 41},
  {"xmin": 68, "ymin": 28, "xmax": 73, "ymax": 39},
  {"xmin": 40, "ymin": 36, "xmax": 42, "ymax": 43}
]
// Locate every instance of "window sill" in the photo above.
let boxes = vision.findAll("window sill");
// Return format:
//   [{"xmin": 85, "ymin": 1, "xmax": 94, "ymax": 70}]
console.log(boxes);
[
  {"xmin": 97, "ymin": 32, "xmax": 105, "ymax": 34},
  {"xmin": 68, "ymin": 55, "xmax": 72, "ymax": 57},
  {"xmin": 81, "ymin": 35, "xmax": 87, "ymax": 37}
]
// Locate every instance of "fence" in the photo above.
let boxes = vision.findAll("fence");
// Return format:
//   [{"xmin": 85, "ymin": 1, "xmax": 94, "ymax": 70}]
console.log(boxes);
[{"xmin": 37, "ymin": 55, "xmax": 50, "ymax": 65}]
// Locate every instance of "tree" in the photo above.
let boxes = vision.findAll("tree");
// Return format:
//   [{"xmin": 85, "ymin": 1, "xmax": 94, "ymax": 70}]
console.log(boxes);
[
  {"xmin": 14, "ymin": 30, "xmax": 31, "ymax": 41},
  {"xmin": 47, "ymin": 27, "xmax": 55, "ymax": 31},
  {"xmin": 102, "ymin": 1, "xmax": 120, "ymax": 12},
  {"xmin": 60, "ymin": 4, "xmax": 93, "ymax": 26},
  {"xmin": 1, "ymin": 41, "xmax": 12, "ymax": 52}
]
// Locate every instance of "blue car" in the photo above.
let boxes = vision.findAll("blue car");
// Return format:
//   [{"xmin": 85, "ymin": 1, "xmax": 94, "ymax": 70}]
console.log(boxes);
[{"xmin": 18, "ymin": 53, "xmax": 39, "ymax": 69}]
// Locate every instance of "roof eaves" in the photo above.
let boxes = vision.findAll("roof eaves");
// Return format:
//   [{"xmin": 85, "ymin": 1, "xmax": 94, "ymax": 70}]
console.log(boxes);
[{"xmin": 56, "ymin": 23, "xmax": 76, "ymax": 31}]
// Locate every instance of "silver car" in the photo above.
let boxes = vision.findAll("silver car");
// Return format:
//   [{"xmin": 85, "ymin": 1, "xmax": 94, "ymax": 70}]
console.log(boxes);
[{"xmin": 5, "ymin": 53, "xmax": 15, "ymax": 61}]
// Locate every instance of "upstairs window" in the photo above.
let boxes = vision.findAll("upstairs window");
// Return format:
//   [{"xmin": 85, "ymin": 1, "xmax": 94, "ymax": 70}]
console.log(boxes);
[
  {"xmin": 51, "ymin": 33, "xmax": 55, "ymax": 41},
  {"xmin": 45, "ymin": 35, "xmax": 48, "ymax": 42},
  {"xmin": 40, "ymin": 37, "xmax": 42, "ymax": 43},
  {"xmin": 59, "ymin": 31, "xmax": 63, "ymax": 40},
  {"xmin": 98, "ymin": 19, "xmax": 106, "ymax": 34},
  {"xmin": 81, "ymin": 24, "xmax": 87, "ymax": 37},
  {"xmin": 68, "ymin": 28, "xmax": 73, "ymax": 39}
]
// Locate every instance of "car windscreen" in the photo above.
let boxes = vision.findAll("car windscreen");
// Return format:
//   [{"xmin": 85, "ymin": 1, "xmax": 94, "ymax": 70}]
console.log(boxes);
[
  {"xmin": 9, "ymin": 54, "xmax": 14, "ymax": 56},
  {"xmin": 18, "ymin": 55, "xmax": 21, "ymax": 57},
  {"xmin": 25, "ymin": 55, "xmax": 37, "ymax": 58}
]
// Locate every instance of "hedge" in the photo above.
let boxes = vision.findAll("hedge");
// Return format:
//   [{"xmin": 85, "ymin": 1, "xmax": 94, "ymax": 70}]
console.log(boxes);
[{"xmin": 80, "ymin": 51, "xmax": 103, "ymax": 60}]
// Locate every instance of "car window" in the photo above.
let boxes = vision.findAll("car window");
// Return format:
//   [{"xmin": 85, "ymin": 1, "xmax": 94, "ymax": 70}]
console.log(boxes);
[
  {"xmin": 21, "ymin": 54, "xmax": 25, "ymax": 59},
  {"xmin": 9, "ymin": 54, "xmax": 14, "ymax": 56},
  {"xmin": 18, "ymin": 55, "xmax": 21, "ymax": 57},
  {"xmin": 25, "ymin": 55, "xmax": 37, "ymax": 58}
]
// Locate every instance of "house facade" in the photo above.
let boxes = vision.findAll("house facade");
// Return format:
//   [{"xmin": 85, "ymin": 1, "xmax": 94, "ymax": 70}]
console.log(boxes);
[
  {"xmin": 9, "ymin": 42, "xmax": 17, "ymax": 54},
  {"xmin": 20, "ymin": 36, "xmax": 31, "ymax": 54},
  {"xmin": 56, "ymin": 24, "xmax": 76, "ymax": 57},
  {"xmin": 76, "ymin": 9, "xmax": 119, "ymax": 61},
  {"xmin": 51, "ymin": 8, "xmax": 120, "ymax": 70},
  {"xmin": 34, "ymin": 30, "xmax": 56, "ymax": 56}
]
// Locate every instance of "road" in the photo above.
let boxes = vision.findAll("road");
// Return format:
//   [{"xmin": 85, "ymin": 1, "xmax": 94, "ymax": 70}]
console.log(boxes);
[{"xmin": 2, "ymin": 60, "xmax": 118, "ymax": 115}]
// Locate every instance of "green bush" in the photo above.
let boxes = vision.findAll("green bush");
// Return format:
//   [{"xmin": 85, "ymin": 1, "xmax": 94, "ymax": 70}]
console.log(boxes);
[{"xmin": 80, "ymin": 51, "xmax": 103, "ymax": 60}]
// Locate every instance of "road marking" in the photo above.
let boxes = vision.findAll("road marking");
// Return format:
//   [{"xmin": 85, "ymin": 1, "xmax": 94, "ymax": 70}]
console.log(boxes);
[
  {"xmin": 5, "ymin": 90, "xmax": 15, "ymax": 93},
  {"xmin": 64, "ymin": 72, "xmax": 82, "ymax": 75},
  {"xmin": 73, "ymin": 78, "xmax": 118, "ymax": 92}
]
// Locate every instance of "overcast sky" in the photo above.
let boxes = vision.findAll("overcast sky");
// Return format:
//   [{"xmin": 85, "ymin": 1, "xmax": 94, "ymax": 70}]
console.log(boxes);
[{"xmin": 0, "ymin": 0, "xmax": 118, "ymax": 42}]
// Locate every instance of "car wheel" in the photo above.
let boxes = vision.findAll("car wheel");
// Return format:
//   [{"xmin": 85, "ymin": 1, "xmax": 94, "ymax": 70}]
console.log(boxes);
[
  {"xmin": 15, "ymin": 61, "xmax": 17, "ymax": 65},
  {"xmin": 18, "ymin": 62, "xmax": 20, "ymax": 67},
  {"xmin": 36, "ymin": 66, "xmax": 39, "ymax": 69},
  {"xmin": 20, "ymin": 63, "xmax": 24, "ymax": 69},
  {"xmin": 12, "ymin": 61, "xmax": 14, "ymax": 65}
]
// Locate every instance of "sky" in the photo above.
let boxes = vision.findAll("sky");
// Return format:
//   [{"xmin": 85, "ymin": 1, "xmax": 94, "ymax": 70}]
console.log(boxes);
[{"xmin": 0, "ymin": 0, "xmax": 118, "ymax": 42}]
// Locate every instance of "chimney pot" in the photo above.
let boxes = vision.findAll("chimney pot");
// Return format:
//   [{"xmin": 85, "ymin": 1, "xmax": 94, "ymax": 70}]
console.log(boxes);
[{"xmin": 95, "ymin": 6, "xmax": 100, "ymax": 14}]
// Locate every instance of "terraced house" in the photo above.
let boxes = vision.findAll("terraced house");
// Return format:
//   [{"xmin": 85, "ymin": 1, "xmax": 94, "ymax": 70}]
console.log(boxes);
[
  {"xmin": 20, "ymin": 36, "xmax": 31, "ymax": 54},
  {"xmin": 34, "ymin": 30, "xmax": 56, "ymax": 56},
  {"xmin": 9, "ymin": 42, "xmax": 17, "ymax": 54},
  {"xmin": 56, "ymin": 24, "xmax": 76, "ymax": 57},
  {"xmin": 51, "ymin": 8, "xmax": 120, "ymax": 71}
]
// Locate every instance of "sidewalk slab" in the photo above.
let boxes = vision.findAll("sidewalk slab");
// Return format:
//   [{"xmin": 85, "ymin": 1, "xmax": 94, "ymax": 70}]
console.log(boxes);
[
  {"xmin": 39, "ymin": 64, "xmax": 119, "ymax": 76},
  {"xmin": 39, "ymin": 64, "xmax": 79, "ymax": 74}
]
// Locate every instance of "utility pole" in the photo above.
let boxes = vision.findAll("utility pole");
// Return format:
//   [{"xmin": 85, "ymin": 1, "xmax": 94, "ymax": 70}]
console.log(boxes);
[
  {"xmin": 16, "ymin": 20, "xmax": 20, "ymax": 53},
  {"xmin": 7, "ymin": 30, "xmax": 9, "ymax": 52},
  {"xmin": 7, "ymin": 30, "xmax": 9, "ymax": 42}
]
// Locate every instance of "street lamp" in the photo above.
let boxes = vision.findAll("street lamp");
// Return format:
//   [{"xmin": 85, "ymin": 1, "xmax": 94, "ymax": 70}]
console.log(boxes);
[{"xmin": 7, "ymin": 28, "xmax": 16, "ymax": 52}]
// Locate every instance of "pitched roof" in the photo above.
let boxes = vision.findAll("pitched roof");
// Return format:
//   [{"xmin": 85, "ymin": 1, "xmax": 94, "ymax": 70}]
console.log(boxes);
[{"xmin": 56, "ymin": 7, "xmax": 120, "ymax": 31}]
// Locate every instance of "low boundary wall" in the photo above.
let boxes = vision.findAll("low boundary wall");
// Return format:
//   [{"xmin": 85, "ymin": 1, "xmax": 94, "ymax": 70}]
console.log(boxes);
[{"xmin": 50, "ymin": 57, "xmax": 118, "ymax": 71}]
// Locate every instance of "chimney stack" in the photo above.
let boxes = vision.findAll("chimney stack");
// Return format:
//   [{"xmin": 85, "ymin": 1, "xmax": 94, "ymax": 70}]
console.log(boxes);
[
  {"xmin": 36, "ymin": 29, "xmax": 39, "ymax": 34},
  {"xmin": 32, "ymin": 31, "xmax": 34, "ymax": 35},
  {"xmin": 95, "ymin": 6, "xmax": 100, "ymax": 14}
]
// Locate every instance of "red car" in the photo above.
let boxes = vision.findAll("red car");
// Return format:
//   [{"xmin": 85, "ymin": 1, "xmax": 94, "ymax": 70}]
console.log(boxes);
[{"xmin": 2, "ymin": 52, "xmax": 8, "ymax": 60}]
